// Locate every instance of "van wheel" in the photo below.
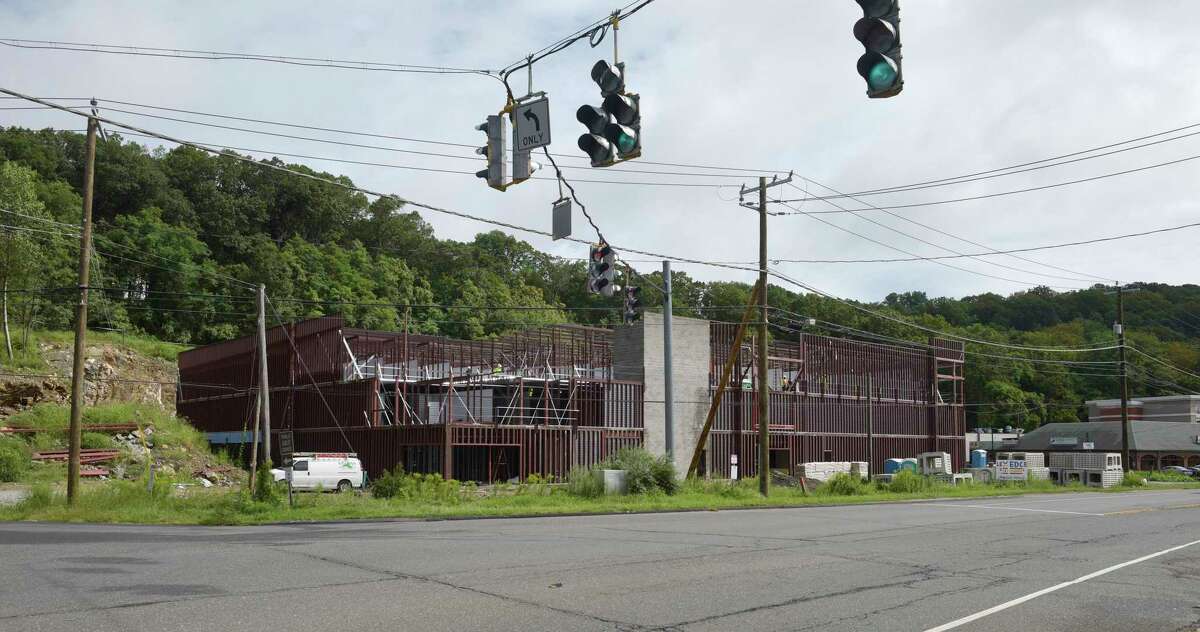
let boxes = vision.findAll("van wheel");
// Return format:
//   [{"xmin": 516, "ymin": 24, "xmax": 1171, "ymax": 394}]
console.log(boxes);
[{"xmin": 337, "ymin": 479, "xmax": 353, "ymax": 493}]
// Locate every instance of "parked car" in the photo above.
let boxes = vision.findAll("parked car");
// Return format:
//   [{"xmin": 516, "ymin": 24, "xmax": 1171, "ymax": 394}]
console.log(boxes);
[
  {"xmin": 1159, "ymin": 465, "xmax": 1197, "ymax": 478},
  {"xmin": 271, "ymin": 452, "xmax": 365, "ymax": 492}
]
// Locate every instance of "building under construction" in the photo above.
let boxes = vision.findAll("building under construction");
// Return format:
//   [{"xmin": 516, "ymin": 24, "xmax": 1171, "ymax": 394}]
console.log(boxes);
[{"xmin": 177, "ymin": 314, "xmax": 966, "ymax": 481}]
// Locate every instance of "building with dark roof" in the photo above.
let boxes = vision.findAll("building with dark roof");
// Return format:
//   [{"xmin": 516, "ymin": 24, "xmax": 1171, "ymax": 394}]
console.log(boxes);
[
  {"xmin": 1086, "ymin": 395, "xmax": 1200, "ymax": 423},
  {"xmin": 1014, "ymin": 421, "xmax": 1200, "ymax": 470}
]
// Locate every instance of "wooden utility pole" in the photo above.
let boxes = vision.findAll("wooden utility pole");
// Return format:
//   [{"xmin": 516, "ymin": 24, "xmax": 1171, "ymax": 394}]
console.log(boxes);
[
  {"xmin": 66, "ymin": 117, "xmax": 98, "ymax": 504},
  {"xmin": 757, "ymin": 177, "xmax": 770, "ymax": 496},
  {"xmin": 662, "ymin": 260, "xmax": 674, "ymax": 458},
  {"xmin": 735, "ymin": 173, "xmax": 791, "ymax": 496},
  {"xmin": 257, "ymin": 284, "xmax": 271, "ymax": 464}
]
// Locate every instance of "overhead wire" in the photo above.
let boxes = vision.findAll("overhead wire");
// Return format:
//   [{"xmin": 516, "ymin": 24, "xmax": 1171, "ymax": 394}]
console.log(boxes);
[{"xmin": 781, "ymin": 176, "xmax": 1112, "ymax": 284}]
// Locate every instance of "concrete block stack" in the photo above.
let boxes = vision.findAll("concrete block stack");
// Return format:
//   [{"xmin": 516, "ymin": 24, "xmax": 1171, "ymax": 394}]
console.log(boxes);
[
  {"xmin": 1048, "ymin": 452, "xmax": 1122, "ymax": 488},
  {"xmin": 799, "ymin": 462, "xmax": 869, "ymax": 482},
  {"xmin": 917, "ymin": 452, "xmax": 952, "ymax": 475}
]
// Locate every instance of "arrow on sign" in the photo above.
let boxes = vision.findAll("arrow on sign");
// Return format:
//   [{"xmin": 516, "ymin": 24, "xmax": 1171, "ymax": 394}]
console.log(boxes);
[{"xmin": 523, "ymin": 108, "xmax": 541, "ymax": 132}]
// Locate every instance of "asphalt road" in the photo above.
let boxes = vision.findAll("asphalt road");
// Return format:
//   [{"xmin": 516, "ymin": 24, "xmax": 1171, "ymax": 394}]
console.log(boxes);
[{"xmin": 1, "ymin": 489, "xmax": 1198, "ymax": 632}]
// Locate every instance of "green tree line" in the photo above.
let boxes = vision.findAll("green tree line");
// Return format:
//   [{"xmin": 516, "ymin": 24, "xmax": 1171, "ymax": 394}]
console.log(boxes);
[{"xmin": 0, "ymin": 127, "xmax": 1197, "ymax": 428}]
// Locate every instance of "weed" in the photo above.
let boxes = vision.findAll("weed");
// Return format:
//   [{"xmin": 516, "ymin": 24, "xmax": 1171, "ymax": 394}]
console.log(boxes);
[
  {"xmin": 887, "ymin": 470, "xmax": 928, "ymax": 493},
  {"xmin": 816, "ymin": 472, "xmax": 871, "ymax": 496},
  {"xmin": 0, "ymin": 437, "xmax": 31, "ymax": 482},
  {"xmin": 566, "ymin": 466, "xmax": 604, "ymax": 498}
]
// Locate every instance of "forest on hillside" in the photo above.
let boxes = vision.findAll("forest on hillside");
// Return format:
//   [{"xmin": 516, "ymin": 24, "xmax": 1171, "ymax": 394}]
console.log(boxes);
[{"xmin": 0, "ymin": 127, "xmax": 1198, "ymax": 429}]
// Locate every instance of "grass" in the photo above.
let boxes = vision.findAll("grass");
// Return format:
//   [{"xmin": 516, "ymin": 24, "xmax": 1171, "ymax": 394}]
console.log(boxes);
[
  {"xmin": 27, "ymin": 329, "xmax": 187, "ymax": 362},
  {"xmin": 4, "ymin": 473, "xmax": 1194, "ymax": 526}
]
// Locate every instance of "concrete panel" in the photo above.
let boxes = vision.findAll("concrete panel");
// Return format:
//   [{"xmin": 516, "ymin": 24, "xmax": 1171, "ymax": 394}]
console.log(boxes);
[{"xmin": 613, "ymin": 312, "xmax": 712, "ymax": 475}]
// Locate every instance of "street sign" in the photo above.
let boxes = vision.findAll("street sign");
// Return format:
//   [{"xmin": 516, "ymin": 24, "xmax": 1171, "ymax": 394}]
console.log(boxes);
[
  {"xmin": 1082, "ymin": 441, "xmax": 1095, "ymax": 450},
  {"xmin": 514, "ymin": 98, "xmax": 551, "ymax": 151},
  {"xmin": 552, "ymin": 197, "xmax": 571, "ymax": 240},
  {"xmin": 278, "ymin": 430, "xmax": 294, "ymax": 467},
  {"xmin": 995, "ymin": 459, "xmax": 1027, "ymax": 481}
]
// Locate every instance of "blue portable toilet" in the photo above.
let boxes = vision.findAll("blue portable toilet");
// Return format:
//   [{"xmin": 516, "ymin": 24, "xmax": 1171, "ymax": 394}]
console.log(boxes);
[
  {"xmin": 970, "ymin": 449, "xmax": 988, "ymax": 469},
  {"xmin": 884, "ymin": 458, "xmax": 905, "ymax": 474}
]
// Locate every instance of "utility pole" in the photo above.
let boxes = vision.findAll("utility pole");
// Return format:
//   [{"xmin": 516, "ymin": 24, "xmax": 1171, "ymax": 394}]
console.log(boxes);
[
  {"xmin": 66, "ymin": 116, "xmax": 98, "ymax": 504},
  {"xmin": 757, "ymin": 177, "xmax": 769, "ymax": 496},
  {"xmin": 258, "ymin": 284, "xmax": 271, "ymax": 464},
  {"xmin": 867, "ymin": 375, "xmax": 874, "ymax": 478},
  {"xmin": 662, "ymin": 260, "xmax": 674, "ymax": 459},
  {"xmin": 1116, "ymin": 284, "xmax": 1130, "ymax": 470},
  {"xmin": 738, "ymin": 173, "xmax": 792, "ymax": 496}
]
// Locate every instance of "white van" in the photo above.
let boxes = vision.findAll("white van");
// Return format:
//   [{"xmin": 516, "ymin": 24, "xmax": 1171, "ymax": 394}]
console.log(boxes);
[{"xmin": 272, "ymin": 452, "xmax": 365, "ymax": 493}]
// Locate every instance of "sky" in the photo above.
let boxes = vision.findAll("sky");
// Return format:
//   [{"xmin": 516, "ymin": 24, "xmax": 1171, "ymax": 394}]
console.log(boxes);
[{"xmin": 1, "ymin": 0, "xmax": 1197, "ymax": 303}]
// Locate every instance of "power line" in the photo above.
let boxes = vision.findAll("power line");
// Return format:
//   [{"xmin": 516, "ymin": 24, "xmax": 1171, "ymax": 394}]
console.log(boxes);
[
  {"xmin": 769, "ymin": 308, "xmax": 1123, "ymax": 367},
  {"xmin": 752, "ymin": 220, "xmax": 1200, "ymax": 265},
  {"xmin": 14, "ymin": 97, "xmax": 785, "ymax": 178},
  {"xmin": 1125, "ymin": 345, "xmax": 1200, "ymax": 382},
  {"xmin": 0, "ymin": 88, "xmax": 761, "ymax": 280},
  {"xmin": 769, "ymin": 199, "xmax": 1087, "ymax": 290},
  {"xmin": 766, "ymin": 268, "xmax": 1120, "ymax": 354},
  {"xmin": 774, "ymin": 152, "xmax": 1200, "ymax": 214},
  {"xmin": 784, "ymin": 125, "xmax": 1200, "ymax": 201},
  {"xmin": 0, "ymin": 37, "xmax": 500, "ymax": 76},
  {"xmin": 782, "ymin": 177, "xmax": 1113, "ymax": 285}
]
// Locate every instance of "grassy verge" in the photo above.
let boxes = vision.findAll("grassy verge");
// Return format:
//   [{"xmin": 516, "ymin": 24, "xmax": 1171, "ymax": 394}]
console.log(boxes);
[
  {"xmin": 4, "ymin": 475, "xmax": 1195, "ymax": 526},
  {"xmin": 27, "ymin": 329, "xmax": 187, "ymax": 363}
]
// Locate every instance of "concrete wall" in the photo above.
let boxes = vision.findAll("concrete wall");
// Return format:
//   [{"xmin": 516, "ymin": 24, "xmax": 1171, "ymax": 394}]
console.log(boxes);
[{"xmin": 613, "ymin": 312, "xmax": 711, "ymax": 474}]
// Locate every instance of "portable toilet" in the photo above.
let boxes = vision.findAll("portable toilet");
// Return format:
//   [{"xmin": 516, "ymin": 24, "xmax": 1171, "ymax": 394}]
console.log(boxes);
[
  {"xmin": 884, "ymin": 458, "xmax": 905, "ymax": 474},
  {"xmin": 900, "ymin": 458, "xmax": 919, "ymax": 472},
  {"xmin": 970, "ymin": 449, "xmax": 988, "ymax": 469}
]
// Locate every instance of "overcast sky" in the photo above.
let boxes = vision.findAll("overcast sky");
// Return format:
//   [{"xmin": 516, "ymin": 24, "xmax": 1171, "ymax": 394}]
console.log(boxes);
[{"xmin": 2, "ymin": 0, "xmax": 1196, "ymax": 303}]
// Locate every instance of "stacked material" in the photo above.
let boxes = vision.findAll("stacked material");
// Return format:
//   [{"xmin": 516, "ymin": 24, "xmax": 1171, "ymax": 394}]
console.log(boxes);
[
  {"xmin": 1049, "ymin": 452, "xmax": 1121, "ymax": 471},
  {"xmin": 798, "ymin": 462, "xmax": 869, "ymax": 482},
  {"xmin": 997, "ymin": 452, "xmax": 1045, "ymax": 468},
  {"xmin": 1027, "ymin": 467, "xmax": 1051, "ymax": 481},
  {"xmin": 1086, "ymin": 470, "xmax": 1124, "ymax": 488},
  {"xmin": 917, "ymin": 452, "xmax": 952, "ymax": 475}
]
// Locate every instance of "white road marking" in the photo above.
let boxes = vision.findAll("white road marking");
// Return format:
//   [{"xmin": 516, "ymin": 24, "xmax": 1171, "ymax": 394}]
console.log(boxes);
[
  {"xmin": 923, "ymin": 503, "xmax": 1105, "ymax": 516},
  {"xmin": 923, "ymin": 538, "xmax": 1200, "ymax": 632}
]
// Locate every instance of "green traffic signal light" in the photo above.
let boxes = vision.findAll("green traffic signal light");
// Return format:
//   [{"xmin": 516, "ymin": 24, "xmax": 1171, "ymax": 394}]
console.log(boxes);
[{"xmin": 858, "ymin": 52, "xmax": 898, "ymax": 92}]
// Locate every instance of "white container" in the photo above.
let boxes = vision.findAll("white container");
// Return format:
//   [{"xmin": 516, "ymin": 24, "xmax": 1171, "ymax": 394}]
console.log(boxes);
[
  {"xmin": 917, "ymin": 452, "xmax": 952, "ymax": 475},
  {"xmin": 1027, "ymin": 467, "xmax": 1051, "ymax": 481}
]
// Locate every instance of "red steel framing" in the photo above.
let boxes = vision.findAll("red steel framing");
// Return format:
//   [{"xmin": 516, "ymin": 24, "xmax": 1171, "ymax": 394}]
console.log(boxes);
[{"xmin": 703, "ymin": 323, "xmax": 965, "ymax": 478}]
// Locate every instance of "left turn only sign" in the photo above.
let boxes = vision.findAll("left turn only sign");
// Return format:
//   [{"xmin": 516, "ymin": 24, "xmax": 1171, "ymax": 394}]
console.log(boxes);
[{"xmin": 514, "ymin": 98, "xmax": 551, "ymax": 151}]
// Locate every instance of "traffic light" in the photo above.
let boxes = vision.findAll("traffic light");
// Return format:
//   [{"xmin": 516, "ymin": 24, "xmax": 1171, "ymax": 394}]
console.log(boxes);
[
  {"xmin": 576, "ymin": 60, "xmax": 641, "ymax": 167},
  {"xmin": 587, "ymin": 242, "xmax": 618, "ymax": 297},
  {"xmin": 512, "ymin": 148, "xmax": 540, "ymax": 182},
  {"xmin": 475, "ymin": 114, "xmax": 507, "ymax": 189},
  {"xmin": 853, "ymin": 0, "xmax": 903, "ymax": 98},
  {"xmin": 623, "ymin": 286, "xmax": 642, "ymax": 324}
]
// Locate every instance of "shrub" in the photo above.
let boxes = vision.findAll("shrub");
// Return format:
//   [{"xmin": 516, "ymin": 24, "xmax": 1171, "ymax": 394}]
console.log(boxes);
[
  {"xmin": 0, "ymin": 438, "xmax": 31, "ymax": 482},
  {"xmin": 251, "ymin": 462, "xmax": 282, "ymax": 505},
  {"xmin": 1145, "ymin": 470, "xmax": 1195, "ymax": 483},
  {"xmin": 817, "ymin": 472, "xmax": 871, "ymax": 496},
  {"xmin": 370, "ymin": 468, "xmax": 461, "ymax": 503},
  {"xmin": 516, "ymin": 473, "xmax": 552, "ymax": 496},
  {"xmin": 566, "ymin": 466, "xmax": 604, "ymax": 498},
  {"xmin": 81, "ymin": 432, "xmax": 116, "ymax": 450},
  {"xmin": 888, "ymin": 470, "xmax": 928, "ymax": 494},
  {"xmin": 601, "ymin": 447, "xmax": 678, "ymax": 495},
  {"xmin": 1122, "ymin": 471, "xmax": 1148, "ymax": 487}
]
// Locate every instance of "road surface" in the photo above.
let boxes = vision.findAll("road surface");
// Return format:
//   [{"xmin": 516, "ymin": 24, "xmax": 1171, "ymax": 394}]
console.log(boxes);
[{"xmin": 1, "ymin": 489, "xmax": 1198, "ymax": 631}]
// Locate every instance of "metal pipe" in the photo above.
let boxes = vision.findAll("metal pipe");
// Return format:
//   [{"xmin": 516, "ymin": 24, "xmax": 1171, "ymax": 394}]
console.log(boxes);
[{"xmin": 662, "ymin": 260, "xmax": 674, "ymax": 458}]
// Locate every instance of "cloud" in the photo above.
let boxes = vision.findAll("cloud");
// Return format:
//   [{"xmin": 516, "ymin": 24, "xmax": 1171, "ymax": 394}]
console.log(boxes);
[{"xmin": 1, "ymin": 0, "xmax": 1196, "ymax": 303}]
